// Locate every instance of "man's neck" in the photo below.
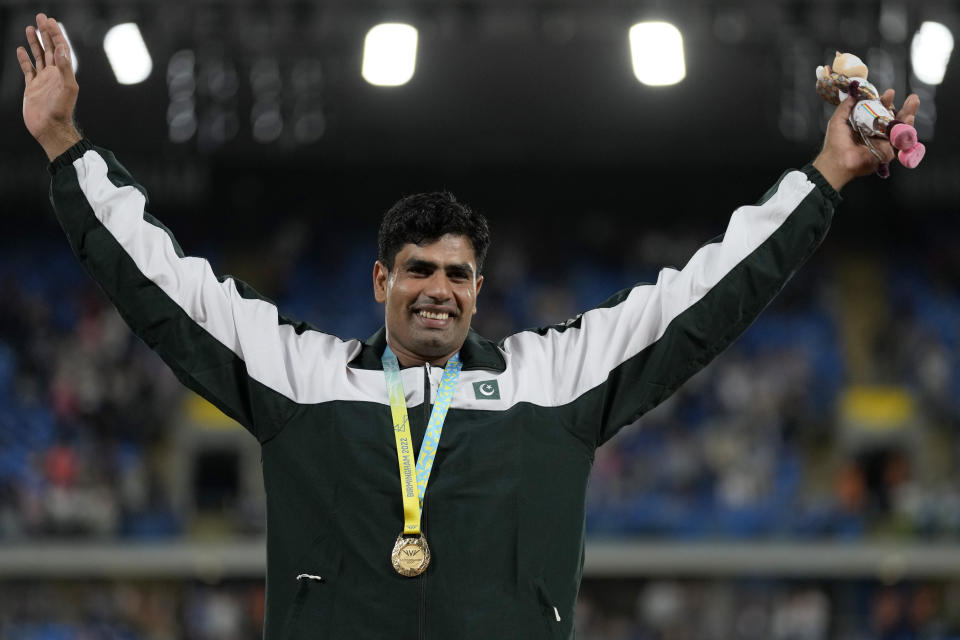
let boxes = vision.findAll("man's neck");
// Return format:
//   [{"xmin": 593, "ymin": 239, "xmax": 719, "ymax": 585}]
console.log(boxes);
[{"xmin": 387, "ymin": 340, "xmax": 459, "ymax": 368}]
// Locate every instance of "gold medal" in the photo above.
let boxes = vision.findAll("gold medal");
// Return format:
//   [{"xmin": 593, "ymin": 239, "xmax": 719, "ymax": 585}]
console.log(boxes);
[
  {"xmin": 382, "ymin": 349, "xmax": 461, "ymax": 579},
  {"xmin": 391, "ymin": 533, "xmax": 431, "ymax": 577}
]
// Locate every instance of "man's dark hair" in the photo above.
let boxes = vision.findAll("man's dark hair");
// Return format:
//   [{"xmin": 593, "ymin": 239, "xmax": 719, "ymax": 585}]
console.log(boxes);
[{"xmin": 377, "ymin": 191, "xmax": 491, "ymax": 273}]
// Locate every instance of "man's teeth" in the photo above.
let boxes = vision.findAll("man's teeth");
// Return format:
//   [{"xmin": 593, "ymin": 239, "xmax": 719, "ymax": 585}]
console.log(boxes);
[{"xmin": 418, "ymin": 310, "xmax": 449, "ymax": 320}]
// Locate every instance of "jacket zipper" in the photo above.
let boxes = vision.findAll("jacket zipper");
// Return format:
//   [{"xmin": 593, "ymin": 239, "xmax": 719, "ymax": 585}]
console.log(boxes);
[{"xmin": 419, "ymin": 363, "xmax": 431, "ymax": 640}]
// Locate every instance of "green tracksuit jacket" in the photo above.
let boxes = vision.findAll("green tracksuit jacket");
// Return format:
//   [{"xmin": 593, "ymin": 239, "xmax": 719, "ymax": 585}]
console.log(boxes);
[{"xmin": 48, "ymin": 139, "xmax": 839, "ymax": 639}]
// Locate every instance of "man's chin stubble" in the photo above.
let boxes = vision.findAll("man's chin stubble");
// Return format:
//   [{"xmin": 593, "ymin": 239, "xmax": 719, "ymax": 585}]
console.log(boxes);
[{"xmin": 410, "ymin": 333, "xmax": 456, "ymax": 358}]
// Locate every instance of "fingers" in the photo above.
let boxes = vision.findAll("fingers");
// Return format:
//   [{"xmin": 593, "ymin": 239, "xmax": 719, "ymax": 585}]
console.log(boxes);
[
  {"xmin": 874, "ymin": 140, "xmax": 896, "ymax": 165},
  {"xmin": 45, "ymin": 18, "xmax": 75, "ymax": 79},
  {"xmin": 47, "ymin": 18, "xmax": 68, "ymax": 52},
  {"xmin": 878, "ymin": 89, "xmax": 921, "ymax": 127},
  {"xmin": 23, "ymin": 13, "xmax": 74, "ymax": 80},
  {"xmin": 54, "ymin": 44, "xmax": 72, "ymax": 75},
  {"xmin": 37, "ymin": 14, "xmax": 55, "ymax": 68},
  {"xmin": 880, "ymin": 89, "xmax": 895, "ymax": 110},
  {"xmin": 832, "ymin": 93, "xmax": 857, "ymax": 124},
  {"xmin": 897, "ymin": 94, "xmax": 920, "ymax": 127},
  {"xmin": 16, "ymin": 46, "xmax": 36, "ymax": 84},
  {"xmin": 26, "ymin": 25, "xmax": 44, "ymax": 71}
]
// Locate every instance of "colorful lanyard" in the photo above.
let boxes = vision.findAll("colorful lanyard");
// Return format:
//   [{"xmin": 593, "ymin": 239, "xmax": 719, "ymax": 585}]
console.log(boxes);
[{"xmin": 382, "ymin": 347, "xmax": 462, "ymax": 535}]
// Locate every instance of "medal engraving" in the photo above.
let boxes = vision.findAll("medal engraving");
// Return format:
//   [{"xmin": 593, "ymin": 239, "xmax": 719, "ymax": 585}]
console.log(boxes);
[{"xmin": 391, "ymin": 533, "xmax": 431, "ymax": 577}]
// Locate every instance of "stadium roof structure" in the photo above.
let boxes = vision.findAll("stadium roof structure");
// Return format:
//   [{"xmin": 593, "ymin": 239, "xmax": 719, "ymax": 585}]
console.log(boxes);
[{"xmin": 1, "ymin": 0, "xmax": 957, "ymax": 213}]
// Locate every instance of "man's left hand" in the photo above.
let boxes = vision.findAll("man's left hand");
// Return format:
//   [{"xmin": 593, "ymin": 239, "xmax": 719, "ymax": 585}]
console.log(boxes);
[{"xmin": 813, "ymin": 89, "xmax": 921, "ymax": 191}]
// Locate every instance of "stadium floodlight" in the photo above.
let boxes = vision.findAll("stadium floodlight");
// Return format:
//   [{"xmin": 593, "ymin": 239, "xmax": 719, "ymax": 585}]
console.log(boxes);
[
  {"xmin": 103, "ymin": 23, "xmax": 152, "ymax": 85},
  {"xmin": 362, "ymin": 23, "xmax": 418, "ymax": 87},
  {"xmin": 629, "ymin": 21, "xmax": 686, "ymax": 86},
  {"xmin": 911, "ymin": 21, "xmax": 954, "ymax": 85}
]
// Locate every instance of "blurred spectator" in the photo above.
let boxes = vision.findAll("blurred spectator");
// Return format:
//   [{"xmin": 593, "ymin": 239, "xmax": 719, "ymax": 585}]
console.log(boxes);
[{"xmin": 3, "ymin": 233, "xmax": 960, "ymax": 541}]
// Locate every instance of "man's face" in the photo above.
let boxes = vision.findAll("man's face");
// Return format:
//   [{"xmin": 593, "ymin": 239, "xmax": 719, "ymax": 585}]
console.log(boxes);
[{"xmin": 373, "ymin": 234, "xmax": 484, "ymax": 365}]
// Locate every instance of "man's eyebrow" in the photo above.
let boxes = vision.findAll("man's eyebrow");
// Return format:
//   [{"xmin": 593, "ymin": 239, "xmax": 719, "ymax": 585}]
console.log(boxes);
[
  {"xmin": 402, "ymin": 258, "xmax": 438, "ymax": 270},
  {"xmin": 402, "ymin": 258, "xmax": 475, "ymax": 276},
  {"xmin": 445, "ymin": 263, "xmax": 475, "ymax": 276}
]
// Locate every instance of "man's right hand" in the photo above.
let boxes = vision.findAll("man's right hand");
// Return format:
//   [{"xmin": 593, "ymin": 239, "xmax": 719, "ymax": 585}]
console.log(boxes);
[{"xmin": 17, "ymin": 13, "xmax": 82, "ymax": 161}]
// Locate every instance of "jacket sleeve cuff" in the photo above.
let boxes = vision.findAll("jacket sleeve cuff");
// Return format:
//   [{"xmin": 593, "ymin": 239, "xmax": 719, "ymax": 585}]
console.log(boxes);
[
  {"xmin": 48, "ymin": 138, "xmax": 95, "ymax": 176},
  {"xmin": 800, "ymin": 163, "xmax": 842, "ymax": 208}
]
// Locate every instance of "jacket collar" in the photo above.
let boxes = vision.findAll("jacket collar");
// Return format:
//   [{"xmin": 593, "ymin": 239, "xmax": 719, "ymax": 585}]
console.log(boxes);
[{"xmin": 349, "ymin": 327, "xmax": 506, "ymax": 372}]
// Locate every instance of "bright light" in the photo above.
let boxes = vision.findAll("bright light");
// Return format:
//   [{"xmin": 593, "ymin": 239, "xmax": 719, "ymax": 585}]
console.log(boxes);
[
  {"xmin": 362, "ymin": 23, "xmax": 418, "ymax": 87},
  {"xmin": 629, "ymin": 22, "xmax": 686, "ymax": 86},
  {"xmin": 59, "ymin": 24, "xmax": 78, "ymax": 73},
  {"xmin": 103, "ymin": 23, "xmax": 152, "ymax": 85},
  {"xmin": 911, "ymin": 21, "xmax": 954, "ymax": 85}
]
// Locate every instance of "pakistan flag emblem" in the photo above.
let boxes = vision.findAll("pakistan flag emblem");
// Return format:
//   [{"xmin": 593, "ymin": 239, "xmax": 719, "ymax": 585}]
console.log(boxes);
[{"xmin": 472, "ymin": 380, "xmax": 500, "ymax": 400}]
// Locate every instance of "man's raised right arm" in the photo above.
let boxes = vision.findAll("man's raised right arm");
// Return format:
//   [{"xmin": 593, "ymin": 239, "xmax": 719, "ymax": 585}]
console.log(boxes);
[{"xmin": 18, "ymin": 14, "xmax": 358, "ymax": 441}]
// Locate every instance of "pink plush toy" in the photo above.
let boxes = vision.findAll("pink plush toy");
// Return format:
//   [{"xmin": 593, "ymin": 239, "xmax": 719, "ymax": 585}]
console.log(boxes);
[{"xmin": 816, "ymin": 51, "xmax": 925, "ymax": 178}]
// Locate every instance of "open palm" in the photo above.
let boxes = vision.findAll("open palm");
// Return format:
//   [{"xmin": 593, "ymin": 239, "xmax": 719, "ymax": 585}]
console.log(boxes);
[{"xmin": 16, "ymin": 13, "xmax": 80, "ymax": 158}]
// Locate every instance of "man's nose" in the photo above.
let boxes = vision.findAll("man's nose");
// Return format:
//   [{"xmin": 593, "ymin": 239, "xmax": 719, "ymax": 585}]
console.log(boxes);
[{"xmin": 423, "ymin": 272, "xmax": 453, "ymax": 301}]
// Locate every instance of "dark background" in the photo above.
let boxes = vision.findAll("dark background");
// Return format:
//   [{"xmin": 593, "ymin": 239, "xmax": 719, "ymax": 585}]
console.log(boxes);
[{"xmin": 2, "ymin": 0, "xmax": 958, "ymax": 268}]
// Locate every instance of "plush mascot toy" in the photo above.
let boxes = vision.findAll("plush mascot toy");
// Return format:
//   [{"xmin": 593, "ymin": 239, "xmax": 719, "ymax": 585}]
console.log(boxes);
[{"xmin": 816, "ymin": 51, "xmax": 925, "ymax": 178}]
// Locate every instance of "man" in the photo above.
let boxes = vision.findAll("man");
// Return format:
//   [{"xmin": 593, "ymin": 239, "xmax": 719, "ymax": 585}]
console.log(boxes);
[{"xmin": 18, "ymin": 13, "xmax": 919, "ymax": 640}]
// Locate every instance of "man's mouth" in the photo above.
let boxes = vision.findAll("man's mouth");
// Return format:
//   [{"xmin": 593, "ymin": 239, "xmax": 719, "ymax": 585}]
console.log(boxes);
[
  {"xmin": 417, "ymin": 310, "xmax": 450, "ymax": 321},
  {"xmin": 413, "ymin": 308, "xmax": 456, "ymax": 328}
]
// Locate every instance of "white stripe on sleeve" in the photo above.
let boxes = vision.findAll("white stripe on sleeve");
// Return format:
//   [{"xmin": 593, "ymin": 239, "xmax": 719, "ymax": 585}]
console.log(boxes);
[
  {"xmin": 73, "ymin": 149, "xmax": 363, "ymax": 405},
  {"xmin": 498, "ymin": 170, "xmax": 817, "ymax": 408}
]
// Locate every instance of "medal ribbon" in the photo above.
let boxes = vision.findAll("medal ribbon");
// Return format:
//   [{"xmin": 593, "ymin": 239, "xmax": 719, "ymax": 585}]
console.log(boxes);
[{"xmin": 382, "ymin": 347, "xmax": 462, "ymax": 535}]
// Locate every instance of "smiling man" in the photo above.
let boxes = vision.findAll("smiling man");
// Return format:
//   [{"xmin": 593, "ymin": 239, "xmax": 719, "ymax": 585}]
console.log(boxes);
[
  {"xmin": 18, "ymin": 12, "xmax": 921, "ymax": 640},
  {"xmin": 373, "ymin": 193, "xmax": 487, "ymax": 367}
]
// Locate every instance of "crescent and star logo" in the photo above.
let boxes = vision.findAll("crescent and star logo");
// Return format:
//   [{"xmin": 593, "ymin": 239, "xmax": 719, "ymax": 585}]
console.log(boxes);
[{"xmin": 472, "ymin": 380, "xmax": 500, "ymax": 400}]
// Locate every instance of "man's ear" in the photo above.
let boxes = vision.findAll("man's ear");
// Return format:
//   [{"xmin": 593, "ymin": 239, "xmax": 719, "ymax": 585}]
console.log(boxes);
[
  {"xmin": 373, "ymin": 261, "xmax": 389, "ymax": 303},
  {"xmin": 472, "ymin": 274, "xmax": 484, "ymax": 315}
]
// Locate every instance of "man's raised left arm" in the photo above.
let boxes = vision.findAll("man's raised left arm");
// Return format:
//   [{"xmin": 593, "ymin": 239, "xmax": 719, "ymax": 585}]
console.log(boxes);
[{"xmin": 500, "ymin": 90, "xmax": 919, "ymax": 447}]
